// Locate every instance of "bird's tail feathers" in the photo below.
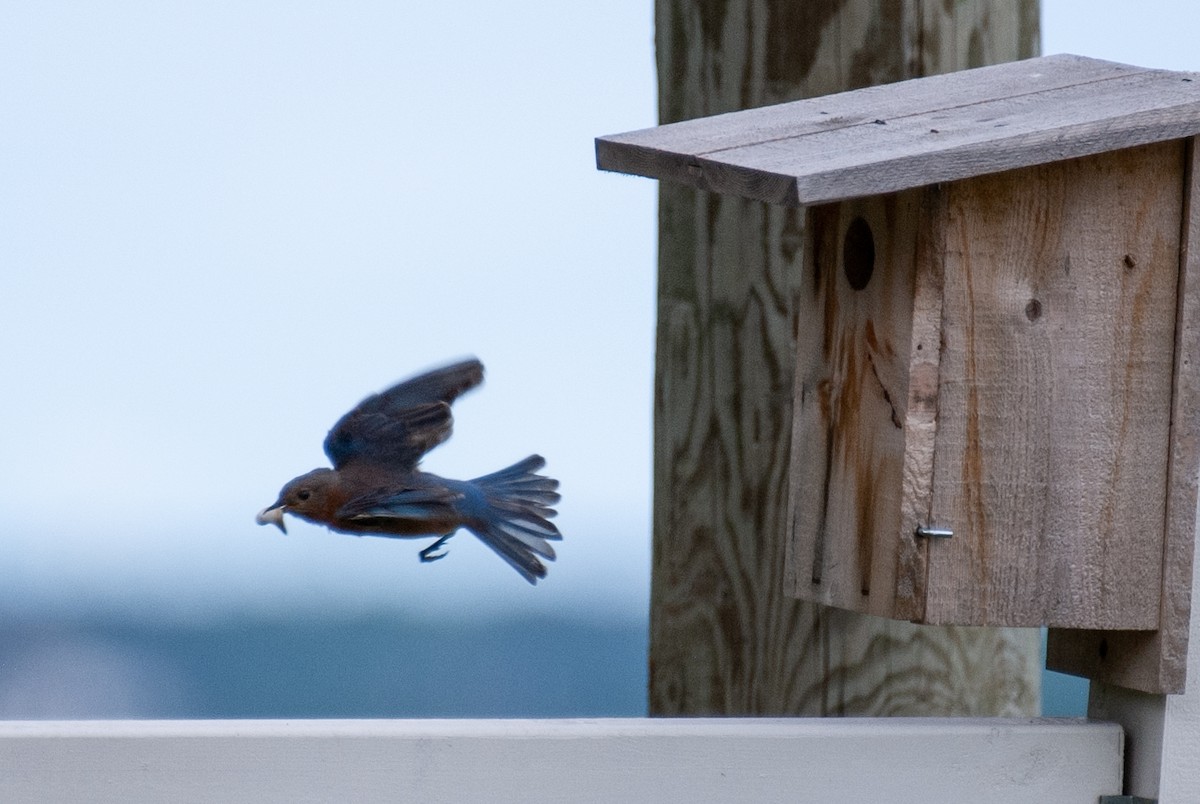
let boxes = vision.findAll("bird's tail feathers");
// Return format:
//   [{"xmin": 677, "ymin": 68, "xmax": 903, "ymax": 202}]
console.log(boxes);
[{"xmin": 468, "ymin": 455, "xmax": 561, "ymax": 584}]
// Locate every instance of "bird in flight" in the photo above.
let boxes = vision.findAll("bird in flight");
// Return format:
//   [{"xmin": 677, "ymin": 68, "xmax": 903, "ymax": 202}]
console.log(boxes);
[{"xmin": 255, "ymin": 358, "xmax": 561, "ymax": 583}]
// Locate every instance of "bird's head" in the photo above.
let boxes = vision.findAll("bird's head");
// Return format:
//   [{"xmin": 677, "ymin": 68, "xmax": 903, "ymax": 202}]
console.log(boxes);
[{"xmin": 255, "ymin": 468, "xmax": 340, "ymax": 533}]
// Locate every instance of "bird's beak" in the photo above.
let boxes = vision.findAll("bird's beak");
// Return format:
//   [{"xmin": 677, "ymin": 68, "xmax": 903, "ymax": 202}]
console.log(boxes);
[{"xmin": 256, "ymin": 504, "xmax": 287, "ymax": 534}]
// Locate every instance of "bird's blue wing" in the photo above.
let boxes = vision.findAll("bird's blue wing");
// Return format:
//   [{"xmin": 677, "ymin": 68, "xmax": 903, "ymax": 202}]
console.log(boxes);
[
  {"xmin": 336, "ymin": 485, "xmax": 462, "ymax": 523},
  {"xmin": 323, "ymin": 358, "xmax": 484, "ymax": 469}
]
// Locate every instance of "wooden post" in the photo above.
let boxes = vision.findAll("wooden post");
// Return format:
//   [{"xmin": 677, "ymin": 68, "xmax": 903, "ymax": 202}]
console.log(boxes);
[{"xmin": 651, "ymin": 0, "xmax": 1043, "ymax": 715}]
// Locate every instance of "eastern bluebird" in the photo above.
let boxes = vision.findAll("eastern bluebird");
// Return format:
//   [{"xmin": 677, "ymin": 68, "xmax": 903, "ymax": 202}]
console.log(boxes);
[{"xmin": 255, "ymin": 358, "xmax": 561, "ymax": 583}]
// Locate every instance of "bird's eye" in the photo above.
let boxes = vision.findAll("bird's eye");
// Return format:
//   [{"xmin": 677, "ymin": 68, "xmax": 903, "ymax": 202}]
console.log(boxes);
[{"xmin": 297, "ymin": 490, "xmax": 311, "ymax": 501}]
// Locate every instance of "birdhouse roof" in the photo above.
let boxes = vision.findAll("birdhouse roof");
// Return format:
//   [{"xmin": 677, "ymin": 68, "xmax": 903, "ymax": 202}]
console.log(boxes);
[{"xmin": 595, "ymin": 54, "xmax": 1200, "ymax": 206}]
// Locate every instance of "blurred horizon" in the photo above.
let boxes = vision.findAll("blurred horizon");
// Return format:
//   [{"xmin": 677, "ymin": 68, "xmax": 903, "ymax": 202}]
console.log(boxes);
[{"xmin": 1, "ymin": 610, "xmax": 648, "ymax": 719}]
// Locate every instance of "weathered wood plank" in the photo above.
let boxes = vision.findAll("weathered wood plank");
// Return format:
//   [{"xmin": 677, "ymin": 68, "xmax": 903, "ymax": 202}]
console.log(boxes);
[
  {"xmin": 603, "ymin": 53, "xmax": 1138, "ymax": 164},
  {"xmin": 926, "ymin": 141, "xmax": 1183, "ymax": 628},
  {"xmin": 893, "ymin": 186, "xmax": 948, "ymax": 623},
  {"xmin": 709, "ymin": 70, "xmax": 1200, "ymax": 205},
  {"xmin": 787, "ymin": 191, "xmax": 925, "ymax": 617},
  {"xmin": 598, "ymin": 54, "xmax": 1200, "ymax": 207},
  {"xmin": 649, "ymin": 0, "xmax": 1040, "ymax": 718},
  {"xmin": 1048, "ymin": 136, "xmax": 1200, "ymax": 693}
]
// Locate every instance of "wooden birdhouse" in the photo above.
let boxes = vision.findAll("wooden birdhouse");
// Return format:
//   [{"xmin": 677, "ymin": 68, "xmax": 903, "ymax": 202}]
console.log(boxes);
[{"xmin": 597, "ymin": 54, "xmax": 1200, "ymax": 692}]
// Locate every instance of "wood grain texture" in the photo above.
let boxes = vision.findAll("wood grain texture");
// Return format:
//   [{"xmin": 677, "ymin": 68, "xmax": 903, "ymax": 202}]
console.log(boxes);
[
  {"xmin": 893, "ymin": 187, "xmax": 948, "ymax": 622},
  {"xmin": 785, "ymin": 188, "xmax": 949, "ymax": 624},
  {"xmin": 606, "ymin": 55, "xmax": 1137, "ymax": 165},
  {"xmin": 1048, "ymin": 136, "xmax": 1200, "ymax": 693},
  {"xmin": 927, "ymin": 142, "xmax": 1184, "ymax": 628},
  {"xmin": 650, "ymin": 0, "xmax": 1040, "ymax": 717},
  {"xmin": 599, "ymin": 54, "xmax": 1200, "ymax": 206},
  {"xmin": 787, "ymin": 192, "xmax": 926, "ymax": 618}
]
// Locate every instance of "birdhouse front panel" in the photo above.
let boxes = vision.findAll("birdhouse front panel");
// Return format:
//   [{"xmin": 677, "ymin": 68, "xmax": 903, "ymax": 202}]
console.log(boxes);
[
  {"xmin": 924, "ymin": 141, "xmax": 1183, "ymax": 628},
  {"xmin": 787, "ymin": 188, "xmax": 935, "ymax": 620},
  {"xmin": 787, "ymin": 140, "xmax": 1185, "ymax": 628}
]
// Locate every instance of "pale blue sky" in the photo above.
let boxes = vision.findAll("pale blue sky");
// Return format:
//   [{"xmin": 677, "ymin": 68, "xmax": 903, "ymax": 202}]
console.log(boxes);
[{"xmin": 1, "ymin": 2, "xmax": 1196, "ymax": 624}]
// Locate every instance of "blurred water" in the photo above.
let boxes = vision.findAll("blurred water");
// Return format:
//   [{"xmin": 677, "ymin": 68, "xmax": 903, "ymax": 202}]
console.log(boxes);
[
  {"xmin": 0, "ymin": 613, "xmax": 648, "ymax": 719},
  {"xmin": 0, "ymin": 613, "xmax": 1088, "ymax": 719}
]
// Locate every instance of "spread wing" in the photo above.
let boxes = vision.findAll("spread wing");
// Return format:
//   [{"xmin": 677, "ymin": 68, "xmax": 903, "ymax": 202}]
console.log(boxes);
[{"xmin": 323, "ymin": 358, "xmax": 484, "ymax": 470}]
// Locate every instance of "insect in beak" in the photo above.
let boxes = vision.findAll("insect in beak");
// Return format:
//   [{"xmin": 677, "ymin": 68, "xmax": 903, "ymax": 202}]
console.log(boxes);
[{"xmin": 255, "ymin": 505, "xmax": 287, "ymax": 534}]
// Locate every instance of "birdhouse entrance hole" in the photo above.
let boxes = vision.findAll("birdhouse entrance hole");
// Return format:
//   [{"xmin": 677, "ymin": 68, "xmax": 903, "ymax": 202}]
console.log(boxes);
[{"xmin": 842, "ymin": 216, "xmax": 875, "ymax": 291}]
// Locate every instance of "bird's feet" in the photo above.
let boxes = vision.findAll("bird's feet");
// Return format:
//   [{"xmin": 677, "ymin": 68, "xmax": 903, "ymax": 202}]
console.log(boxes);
[{"xmin": 419, "ymin": 534, "xmax": 453, "ymax": 563}]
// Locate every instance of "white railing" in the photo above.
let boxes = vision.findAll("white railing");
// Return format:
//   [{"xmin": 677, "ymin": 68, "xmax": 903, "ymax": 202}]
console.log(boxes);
[{"xmin": 0, "ymin": 717, "xmax": 1120, "ymax": 803}]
